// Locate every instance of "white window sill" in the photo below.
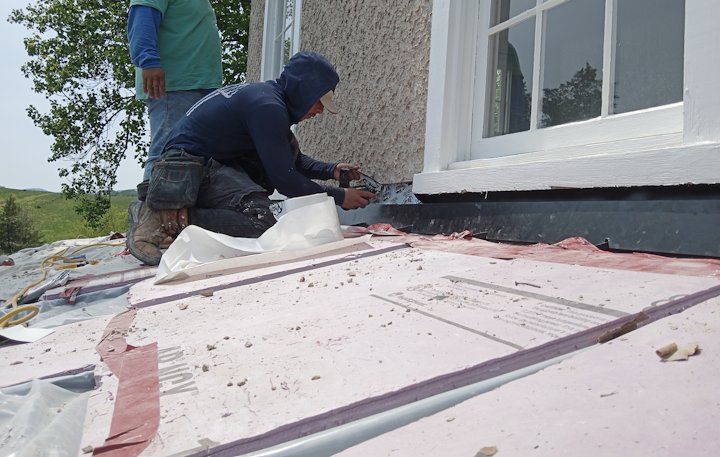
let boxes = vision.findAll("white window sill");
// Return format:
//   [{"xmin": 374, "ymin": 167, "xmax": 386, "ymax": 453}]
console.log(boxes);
[{"xmin": 413, "ymin": 142, "xmax": 720, "ymax": 195}]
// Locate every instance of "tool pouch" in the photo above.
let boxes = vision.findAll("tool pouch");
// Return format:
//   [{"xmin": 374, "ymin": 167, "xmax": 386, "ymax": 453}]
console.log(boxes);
[{"xmin": 146, "ymin": 149, "xmax": 205, "ymax": 210}]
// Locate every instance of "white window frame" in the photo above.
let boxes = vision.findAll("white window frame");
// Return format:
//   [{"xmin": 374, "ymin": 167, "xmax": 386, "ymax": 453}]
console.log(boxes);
[
  {"xmin": 261, "ymin": 0, "xmax": 302, "ymax": 81},
  {"xmin": 473, "ymin": 0, "xmax": 683, "ymax": 159},
  {"xmin": 415, "ymin": 0, "xmax": 720, "ymax": 195}
]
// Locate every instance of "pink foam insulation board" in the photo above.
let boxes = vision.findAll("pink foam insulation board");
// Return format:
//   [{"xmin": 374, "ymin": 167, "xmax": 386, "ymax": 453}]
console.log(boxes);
[
  {"xmin": 339, "ymin": 297, "xmax": 720, "ymax": 457},
  {"xmin": 57, "ymin": 239, "xmax": 720, "ymax": 456},
  {"xmin": 1, "ymin": 315, "xmax": 112, "ymax": 386}
]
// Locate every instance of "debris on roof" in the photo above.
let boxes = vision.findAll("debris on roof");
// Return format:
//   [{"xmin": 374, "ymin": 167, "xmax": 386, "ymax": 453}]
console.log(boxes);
[{"xmin": 2, "ymin": 196, "xmax": 719, "ymax": 456}]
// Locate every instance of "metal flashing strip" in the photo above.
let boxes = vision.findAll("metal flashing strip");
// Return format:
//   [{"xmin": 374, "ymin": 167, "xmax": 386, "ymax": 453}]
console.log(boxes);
[
  {"xmin": 338, "ymin": 185, "xmax": 720, "ymax": 257},
  {"xmin": 190, "ymin": 282, "xmax": 720, "ymax": 457},
  {"xmin": 133, "ymin": 243, "xmax": 410, "ymax": 309}
]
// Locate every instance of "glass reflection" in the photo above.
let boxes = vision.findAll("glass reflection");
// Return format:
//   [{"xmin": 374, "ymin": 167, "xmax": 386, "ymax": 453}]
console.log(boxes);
[
  {"xmin": 491, "ymin": 0, "xmax": 537, "ymax": 26},
  {"xmin": 486, "ymin": 18, "xmax": 535, "ymax": 137},
  {"xmin": 541, "ymin": 0, "xmax": 604, "ymax": 128},
  {"xmin": 614, "ymin": 0, "xmax": 685, "ymax": 114}
]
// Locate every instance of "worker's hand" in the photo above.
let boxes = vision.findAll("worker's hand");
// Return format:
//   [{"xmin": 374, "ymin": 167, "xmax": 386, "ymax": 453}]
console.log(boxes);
[
  {"xmin": 334, "ymin": 163, "xmax": 361, "ymax": 181},
  {"xmin": 341, "ymin": 188, "xmax": 375, "ymax": 209},
  {"xmin": 142, "ymin": 67, "xmax": 166, "ymax": 99}
]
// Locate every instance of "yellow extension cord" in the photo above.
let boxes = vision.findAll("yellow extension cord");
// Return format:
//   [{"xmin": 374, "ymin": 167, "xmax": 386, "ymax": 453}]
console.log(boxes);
[{"xmin": 0, "ymin": 241, "xmax": 126, "ymax": 328}]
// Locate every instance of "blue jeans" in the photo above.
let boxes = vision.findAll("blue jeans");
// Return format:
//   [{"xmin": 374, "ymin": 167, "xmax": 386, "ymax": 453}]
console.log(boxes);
[{"xmin": 143, "ymin": 89, "xmax": 214, "ymax": 182}]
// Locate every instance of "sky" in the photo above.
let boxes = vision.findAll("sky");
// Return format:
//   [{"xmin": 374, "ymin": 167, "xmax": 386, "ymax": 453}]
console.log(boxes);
[{"xmin": 1, "ymin": 0, "xmax": 142, "ymax": 192}]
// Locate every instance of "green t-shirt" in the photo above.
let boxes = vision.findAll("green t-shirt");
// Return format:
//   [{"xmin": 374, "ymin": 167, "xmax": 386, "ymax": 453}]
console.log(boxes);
[{"xmin": 130, "ymin": 0, "xmax": 223, "ymax": 99}]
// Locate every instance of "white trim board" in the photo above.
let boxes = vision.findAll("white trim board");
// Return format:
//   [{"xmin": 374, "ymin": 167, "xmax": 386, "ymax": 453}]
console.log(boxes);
[
  {"xmin": 414, "ymin": 142, "xmax": 720, "ymax": 194},
  {"xmin": 470, "ymin": 104, "xmax": 683, "ymax": 160}
]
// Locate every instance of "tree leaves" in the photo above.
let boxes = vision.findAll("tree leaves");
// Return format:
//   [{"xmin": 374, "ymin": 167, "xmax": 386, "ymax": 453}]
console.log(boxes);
[
  {"xmin": 541, "ymin": 62, "xmax": 602, "ymax": 128},
  {"xmin": 0, "ymin": 195, "xmax": 42, "ymax": 254},
  {"xmin": 214, "ymin": 0, "xmax": 251, "ymax": 84},
  {"xmin": 9, "ymin": 0, "xmax": 250, "ymax": 229}
]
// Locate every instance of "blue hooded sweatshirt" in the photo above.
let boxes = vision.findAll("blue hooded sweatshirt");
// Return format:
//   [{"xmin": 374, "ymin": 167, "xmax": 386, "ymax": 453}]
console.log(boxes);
[{"xmin": 164, "ymin": 51, "xmax": 344, "ymax": 205}]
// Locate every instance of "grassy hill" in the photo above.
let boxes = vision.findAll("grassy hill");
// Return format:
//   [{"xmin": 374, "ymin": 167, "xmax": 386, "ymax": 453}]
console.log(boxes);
[{"xmin": 0, "ymin": 187, "xmax": 136, "ymax": 244}]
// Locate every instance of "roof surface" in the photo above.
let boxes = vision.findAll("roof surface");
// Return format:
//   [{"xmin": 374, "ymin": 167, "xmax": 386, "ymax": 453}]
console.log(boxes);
[{"xmin": 1, "ymin": 229, "xmax": 719, "ymax": 456}]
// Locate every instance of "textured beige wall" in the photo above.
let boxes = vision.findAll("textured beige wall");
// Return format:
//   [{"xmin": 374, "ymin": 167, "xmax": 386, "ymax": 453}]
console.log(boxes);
[
  {"xmin": 247, "ymin": 0, "xmax": 432, "ymax": 184},
  {"xmin": 246, "ymin": 0, "xmax": 265, "ymax": 82},
  {"xmin": 298, "ymin": 1, "xmax": 431, "ymax": 183}
]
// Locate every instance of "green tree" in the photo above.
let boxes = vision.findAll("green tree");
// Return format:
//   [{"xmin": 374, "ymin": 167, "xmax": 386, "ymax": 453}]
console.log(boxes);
[
  {"xmin": 0, "ymin": 195, "xmax": 43, "ymax": 254},
  {"xmin": 541, "ymin": 62, "xmax": 602, "ymax": 128},
  {"xmin": 8, "ymin": 0, "xmax": 251, "ymax": 229}
]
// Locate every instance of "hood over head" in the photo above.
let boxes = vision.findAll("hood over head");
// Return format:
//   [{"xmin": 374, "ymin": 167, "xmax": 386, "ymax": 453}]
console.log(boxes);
[{"xmin": 276, "ymin": 51, "xmax": 340, "ymax": 124}]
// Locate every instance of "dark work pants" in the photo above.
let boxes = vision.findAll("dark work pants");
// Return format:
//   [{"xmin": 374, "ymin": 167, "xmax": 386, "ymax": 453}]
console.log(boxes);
[{"xmin": 188, "ymin": 159, "xmax": 277, "ymax": 237}]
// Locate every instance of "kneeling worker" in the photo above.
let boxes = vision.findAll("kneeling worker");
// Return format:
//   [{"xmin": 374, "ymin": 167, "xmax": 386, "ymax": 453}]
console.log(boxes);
[{"xmin": 127, "ymin": 51, "xmax": 375, "ymax": 265}]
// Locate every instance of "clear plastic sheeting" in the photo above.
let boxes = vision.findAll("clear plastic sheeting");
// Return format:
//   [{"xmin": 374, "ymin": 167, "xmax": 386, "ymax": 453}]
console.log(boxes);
[
  {"xmin": 0, "ymin": 376, "xmax": 92, "ymax": 457},
  {"xmin": 0, "ymin": 235, "xmax": 135, "ymax": 305},
  {"xmin": 0, "ymin": 285, "xmax": 130, "ymax": 343},
  {"xmin": 155, "ymin": 194, "xmax": 344, "ymax": 283},
  {"xmin": 28, "ymin": 285, "xmax": 131, "ymax": 329}
]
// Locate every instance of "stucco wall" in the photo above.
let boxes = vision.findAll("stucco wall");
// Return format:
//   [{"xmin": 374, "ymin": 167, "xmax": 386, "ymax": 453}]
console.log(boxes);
[
  {"xmin": 247, "ymin": 0, "xmax": 432, "ymax": 184},
  {"xmin": 246, "ymin": 0, "xmax": 264, "ymax": 82}
]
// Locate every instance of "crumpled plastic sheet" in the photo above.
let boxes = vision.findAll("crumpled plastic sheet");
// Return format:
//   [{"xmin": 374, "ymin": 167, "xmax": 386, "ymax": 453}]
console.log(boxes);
[
  {"xmin": 155, "ymin": 194, "xmax": 344, "ymax": 284},
  {"xmin": 0, "ymin": 375, "xmax": 93, "ymax": 457}
]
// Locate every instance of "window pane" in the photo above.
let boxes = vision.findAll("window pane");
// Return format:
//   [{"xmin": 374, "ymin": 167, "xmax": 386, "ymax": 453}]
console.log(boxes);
[
  {"xmin": 614, "ymin": 0, "xmax": 685, "ymax": 114},
  {"xmin": 280, "ymin": 0, "xmax": 296, "ymax": 66},
  {"xmin": 486, "ymin": 19, "xmax": 535, "ymax": 137},
  {"xmin": 491, "ymin": 0, "xmax": 536, "ymax": 26},
  {"xmin": 541, "ymin": 0, "xmax": 605, "ymax": 128}
]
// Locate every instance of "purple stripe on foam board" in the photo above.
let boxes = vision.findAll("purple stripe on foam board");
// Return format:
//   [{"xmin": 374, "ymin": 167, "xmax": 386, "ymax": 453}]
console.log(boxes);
[
  {"xmin": 133, "ymin": 243, "xmax": 410, "ymax": 309},
  {"xmin": 189, "ymin": 283, "xmax": 720, "ymax": 457}
]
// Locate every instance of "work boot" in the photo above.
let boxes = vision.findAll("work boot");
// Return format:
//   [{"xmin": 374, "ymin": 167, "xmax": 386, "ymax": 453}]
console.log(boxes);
[
  {"xmin": 128, "ymin": 201, "xmax": 173, "ymax": 249},
  {"xmin": 127, "ymin": 202, "xmax": 178, "ymax": 265},
  {"xmin": 127, "ymin": 200, "xmax": 140, "ymax": 232}
]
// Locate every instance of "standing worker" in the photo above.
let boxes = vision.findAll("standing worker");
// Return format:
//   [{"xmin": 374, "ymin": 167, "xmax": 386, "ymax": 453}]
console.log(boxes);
[
  {"xmin": 127, "ymin": 51, "xmax": 375, "ymax": 265},
  {"xmin": 127, "ymin": 0, "xmax": 223, "ymax": 198}
]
